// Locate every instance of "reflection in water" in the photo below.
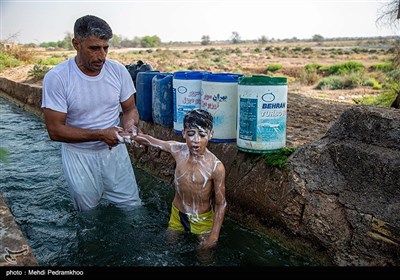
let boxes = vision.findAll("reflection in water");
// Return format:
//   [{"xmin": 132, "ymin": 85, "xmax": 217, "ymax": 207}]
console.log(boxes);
[{"xmin": 0, "ymin": 97, "xmax": 318, "ymax": 266}]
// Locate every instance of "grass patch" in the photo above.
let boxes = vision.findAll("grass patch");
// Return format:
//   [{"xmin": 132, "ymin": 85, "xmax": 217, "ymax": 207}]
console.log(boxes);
[
  {"xmin": 36, "ymin": 56, "xmax": 65, "ymax": 66},
  {"xmin": 243, "ymin": 147, "xmax": 297, "ymax": 169},
  {"xmin": 0, "ymin": 147, "xmax": 8, "ymax": 164},
  {"xmin": 266, "ymin": 63, "xmax": 282, "ymax": 73},
  {"xmin": 262, "ymin": 147, "xmax": 296, "ymax": 169},
  {"xmin": 28, "ymin": 63, "xmax": 51, "ymax": 81},
  {"xmin": 354, "ymin": 89, "xmax": 398, "ymax": 107},
  {"xmin": 320, "ymin": 61, "xmax": 365, "ymax": 76},
  {"xmin": 0, "ymin": 52, "xmax": 21, "ymax": 71}
]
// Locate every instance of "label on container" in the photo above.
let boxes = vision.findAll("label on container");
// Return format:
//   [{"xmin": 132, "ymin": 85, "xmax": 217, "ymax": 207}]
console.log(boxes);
[
  {"xmin": 201, "ymin": 81, "xmax": 238, "ymax": 142},
  {"xmin": 237, "ymin": 84, "xmax": 287, "ymax": 151},
  {"xmin": 173, "ymin": 79, "xmax": 202, "ymax": 132}
]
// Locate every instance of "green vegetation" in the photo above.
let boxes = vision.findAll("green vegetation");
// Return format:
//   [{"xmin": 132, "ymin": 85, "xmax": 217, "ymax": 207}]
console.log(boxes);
[
  {"xmin": 244, "ymin": 147, "xmax": 296, "ymax": 169},
  {"xmin": 28, "ymin": 63, "xmax": 50, "ymax": 81},
  {"xmin": 36, "ymin": 55, "xmax": 66, "ymax": 66},
  {"xmin": 363, "ymin": 78, "xmax": 382, "ymax": 89},
  {"xmin": 316, "ymin": 76, "xmax": 346, "ymax": 90},
  {"xmin": 108, "ymin": 34, "xmax": 161, "ymax": 48},
  {"xmin": 140, "ymin": 36, "xmax": 161, "ymax": 48},
  {"xmin": 0, "ymin": 147, "xmax": 8, "ymax": 165},
  {"xmin": 40, "ymin": 33, "xmax": 73, "ymax": 50},
  {"xmin": 304, "ymin": 63, "xmax": 322, "ymax": 73},
  {"xmin": 1, "ymin": 35, "xmax": 398, "ymax": 108},
  {"xmin": 354, "ymin": 65, "xmax": 399, "ymax": 106},
  {"xmin": 247, "ymin": 147, "xmax": 297, "ymax": 169},
  {"xmin": 320, "ymin": 61, "xmax": 365, "ymax": 75},
  {"xmin": 201, "ymin": 35, "xmax": 211, "ymax": 46},
  {"xmin": 0, "ymin": 44, "xmax": 36, "ymax": 71},
  {"xmin": 266, "ymin": 64, "xmax": 283, "ymax": 73},
  {"xmin": 4, "ymin": 45, "xmax": 35, "ymax": 62},
  {"xmin": 369, "ymin": 62, "xmax": 395, "ymax": 73},
  {"xmin": 0, "ymin": 52, "xmax": 21, "ymax": 71},
  {"xmin": 354, "ymin": 90, "xmax": 397, "ymax": 106},
  {"xmin": 231, "ymin": 31, "xmax": 241, "ymax": 44},
  {"xmin": 0, "ymin": 44, "xmax": 35, "ymax": 72},
  {"xmin": 315, "ymin": 73, "xmax": 370, "ymax": 90},
  {"xmin": 354, "ymin": 78, "xmax": 399, "ymax": 106},
  {"xmin": 262, "ymin": 147, "xmax": 296, "ymax": 169}
]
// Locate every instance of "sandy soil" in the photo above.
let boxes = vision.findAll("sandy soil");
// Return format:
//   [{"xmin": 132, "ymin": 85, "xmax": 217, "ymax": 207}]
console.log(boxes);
[{"xmin": 0, "ymin": 64, "xmax": 365, "ymax": 147}]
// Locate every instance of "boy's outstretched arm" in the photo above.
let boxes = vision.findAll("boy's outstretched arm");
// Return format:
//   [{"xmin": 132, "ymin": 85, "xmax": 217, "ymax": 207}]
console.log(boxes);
[
  {"xmin": 132, "ymin": 132, "xmax": 175, "ymax": 152},
  {"xmin": 199, "ymin": 162, "xmax": 227, "ymax": 250}
]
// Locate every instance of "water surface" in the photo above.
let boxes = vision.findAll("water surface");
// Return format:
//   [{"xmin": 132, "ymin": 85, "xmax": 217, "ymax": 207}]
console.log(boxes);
[{"xmin": 0, "ymin": 96, "xmax": 318, "ymax": 267}]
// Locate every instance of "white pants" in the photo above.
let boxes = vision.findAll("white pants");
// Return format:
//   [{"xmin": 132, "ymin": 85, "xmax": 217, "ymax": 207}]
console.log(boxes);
[{"xmin": 61, "ymin": 143, "xmax": 142, "ymax": 211}]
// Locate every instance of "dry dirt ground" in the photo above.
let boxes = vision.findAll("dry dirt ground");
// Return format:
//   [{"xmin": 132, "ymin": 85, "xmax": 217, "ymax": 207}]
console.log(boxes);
[{"xmin": 0, "ymin": 64, "xmax": 367, "ymax": 148}]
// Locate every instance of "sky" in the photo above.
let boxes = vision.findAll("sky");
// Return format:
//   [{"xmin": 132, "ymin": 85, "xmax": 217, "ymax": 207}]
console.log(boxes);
[{"xmin": 1, "ymin": 0, "xmax": 399, "ymax": 44}]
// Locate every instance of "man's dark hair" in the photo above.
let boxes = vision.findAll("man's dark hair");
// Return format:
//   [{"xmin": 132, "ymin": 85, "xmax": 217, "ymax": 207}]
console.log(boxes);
[
  {"xmin": 74, "ymin": 15, "xmax": 113, "ymax": 40},
  {"xmin": 183, "ymin": 109, "xmax": 213, "ymax": 131}
]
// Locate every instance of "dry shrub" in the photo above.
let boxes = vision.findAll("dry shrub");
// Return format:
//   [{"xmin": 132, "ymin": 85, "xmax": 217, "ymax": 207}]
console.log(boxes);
[
  {"xmin": 281, "ymin": 67, "xmax": 303, "ymax": 79},
  {"xmin": 299, "ymin": 70, "xmax": 321, "ymax": 86},
  {"xmin": 7, "ymin": 45, "xmax": 36, "ymax": 63}
]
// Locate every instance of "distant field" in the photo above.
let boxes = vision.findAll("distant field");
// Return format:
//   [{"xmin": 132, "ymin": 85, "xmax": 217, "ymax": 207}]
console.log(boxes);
[
  {"xmin": 1, "ymin": 38, "xmax": 397, "ymax": 106},
  {"xmin": 31, "ymin": 38, "xmax": 395, "ymax": 76},
  {"xmin": 105, "ymin": 39, "xmax": 394, "ymax": 76}
]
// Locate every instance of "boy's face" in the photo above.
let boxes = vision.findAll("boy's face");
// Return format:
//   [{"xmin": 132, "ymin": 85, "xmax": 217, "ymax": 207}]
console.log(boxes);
[{"xmin": 182, "ymin": 127, "xmax": 213, "ymax": 156}]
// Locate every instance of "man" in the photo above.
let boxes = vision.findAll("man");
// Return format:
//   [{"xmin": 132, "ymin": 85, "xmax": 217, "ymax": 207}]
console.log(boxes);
[{"xmin": 41, "ymin": 15, "xmax": 141, "ymax": 211}]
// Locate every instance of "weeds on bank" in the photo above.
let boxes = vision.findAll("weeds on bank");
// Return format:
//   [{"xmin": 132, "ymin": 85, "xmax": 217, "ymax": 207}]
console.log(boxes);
[
  {"xmin": 28, "ymin": 63, "xmax": 50, "ymax": 81},
  {"xmin": 262, "ymin": 147, "xmax": 296, "ymax": 169},
  {"xmin": 0, "ymin": 148, "xmax": 8, "ymax": 165},
  {"xmin": 0, "ymin": 44, "xmax": 35, "ymax": 71},
  {"xmin": 246, "ymin": 147, "xmax": 296, "ymax": 170},
  {"xmin": 0, "ymin": 52, "xmax": 21, "ymax": 71},
  {"xmin": 354, "ymin": 69, "xmax": 400, "ymax": 106},
  {"xmin": 354, "ymin": 82, "xmax": 399, "ymax": 106}
]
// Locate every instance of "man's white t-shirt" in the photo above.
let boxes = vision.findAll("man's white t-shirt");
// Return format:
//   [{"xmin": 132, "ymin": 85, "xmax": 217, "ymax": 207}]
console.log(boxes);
[{"xmin": 42, "ymin": 57, "xmax": 135, "ymax": 150}]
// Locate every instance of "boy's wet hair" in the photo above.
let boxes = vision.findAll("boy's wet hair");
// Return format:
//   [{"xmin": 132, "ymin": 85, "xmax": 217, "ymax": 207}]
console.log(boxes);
[
  {"xmin": 183, "ymin": 109, "xmax": 213, "ymax": 131},
  {"xmin": 74, "ymin": 15, "xmax": 113, "ymax": 40}
]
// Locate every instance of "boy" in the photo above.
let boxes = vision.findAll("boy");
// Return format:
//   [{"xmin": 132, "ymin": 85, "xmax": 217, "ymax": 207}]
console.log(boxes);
[{"xmin": 131, "ymin": 109, "xmax": 226, "ymax": 249}]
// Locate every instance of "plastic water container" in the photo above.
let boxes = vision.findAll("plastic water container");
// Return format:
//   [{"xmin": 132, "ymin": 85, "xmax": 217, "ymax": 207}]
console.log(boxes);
[
  {"xmin": 152, "ymin": 73, "xmax": 173, "ymax": 127},
  {"xmin": 237, "ymin": 75, "xmax": 288, "ymax": 153},
  {"xmin": 125, "ymin": 61, "xmax": 153, "ymax": 87},
  {"xmin": 201, "ymin": 73, "xmax": 243, "ymax": 142},
  {"xmin": 173, "ymin": 71, "xmax": 209, "ymax": 134},
  {"xmin": 136, "ymin": 71, "xmax": 160, "ymax": 122}
]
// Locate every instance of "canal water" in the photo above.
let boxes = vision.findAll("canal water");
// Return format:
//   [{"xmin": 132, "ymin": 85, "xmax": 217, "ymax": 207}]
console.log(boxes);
[{"xmin": 0, "ymin": 96, "xmax": 318, "ymax": 266}]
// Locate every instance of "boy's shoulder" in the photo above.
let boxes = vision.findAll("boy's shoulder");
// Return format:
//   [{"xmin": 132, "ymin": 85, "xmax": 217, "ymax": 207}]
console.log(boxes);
[
  {"xmin": 169, "ymin": 141, "xmax": 187, "ymax": 152},
  {"xmin": 207, "ymin": 149, "xmax": 224, "ymax": 164}
]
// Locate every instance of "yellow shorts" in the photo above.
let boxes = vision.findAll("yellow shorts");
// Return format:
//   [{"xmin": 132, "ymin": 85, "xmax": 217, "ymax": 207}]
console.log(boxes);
[{"xmin": 168, "ymin": 204, "xmax": 214, "ymax": 235}]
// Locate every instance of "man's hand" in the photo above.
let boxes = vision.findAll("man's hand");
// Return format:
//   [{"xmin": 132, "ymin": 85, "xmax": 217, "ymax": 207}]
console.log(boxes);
[
  {"xmin": 101, "ymin": 126, "xmax": 123, "ymax": 148},
  {"xmin": 116, "ymin": 126, "xmax": 143, "ymax": 147},
  {"xmin": 124, "ymin": 124, "xmax": 138, "ymax": 137}
]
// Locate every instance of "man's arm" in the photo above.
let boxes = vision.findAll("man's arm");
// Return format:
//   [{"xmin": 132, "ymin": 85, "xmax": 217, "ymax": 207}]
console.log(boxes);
[
  {"xmin": 200, "ymin": 161, "xmax": 227, "ymax": 249},
  {"xmin": 43, "ymin": 108, "xmax": 121, "ymax": 146},
  {"xmin": 120, "ymin": 95, "xmax": 139, "ymax": 133}
]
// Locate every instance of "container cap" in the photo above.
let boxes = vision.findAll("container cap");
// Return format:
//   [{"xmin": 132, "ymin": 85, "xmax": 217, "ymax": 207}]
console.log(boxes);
[
  {"xmin": 239, "ymin": 75, "xmax": 287, "ymax": 85},
  {"xmin": 203, "ymin": 73, "xmax": 244, "ymax": 83},
  {"xmin": 154, "ymin": 72, "xmax": 173, "ymax": 78},
  {"xmin": 137, "ymin": 70, "xmax": 160, "ymax": 77},
  {"xmin": 173, "ymin": 71, "xmax": 210, "ymax": 80}
]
